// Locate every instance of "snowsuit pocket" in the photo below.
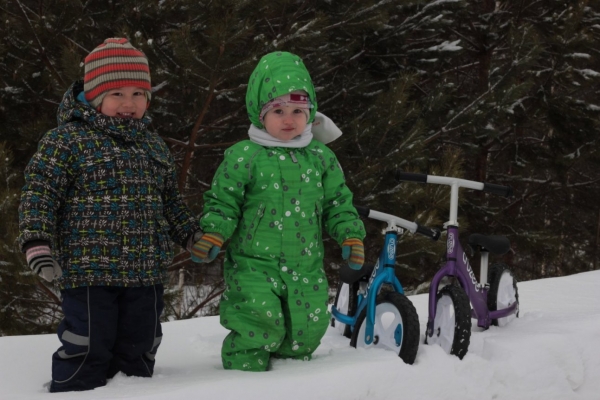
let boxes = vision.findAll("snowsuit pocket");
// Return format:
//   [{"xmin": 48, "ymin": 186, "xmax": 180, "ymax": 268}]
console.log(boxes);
[
  {"xmin": 315, "ymin": 203, "xmax": 323, "ymax": 243},
  {"xmin": 243, "ymin": 203, "xmax": 265, "ymax": 248}
]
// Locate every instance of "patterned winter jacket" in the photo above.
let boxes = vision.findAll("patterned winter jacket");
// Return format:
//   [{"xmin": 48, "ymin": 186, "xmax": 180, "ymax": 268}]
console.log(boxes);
[{"xmin": 18, "ymin": 81, "xmax": 200, "ymax": 288}]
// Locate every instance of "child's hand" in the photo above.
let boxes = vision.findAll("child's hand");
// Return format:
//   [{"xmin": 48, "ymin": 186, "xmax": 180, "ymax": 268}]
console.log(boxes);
[
  {"xmin": 191, "ymin": 233, "xmax": 224, "ymax": 263},
  {"xmin": 341, "ymin": 238, "xmax": 365, "ymax": 270},
  {"xmin": 25, "ymin": 244, "xmax": 63, "ymax": 282}
]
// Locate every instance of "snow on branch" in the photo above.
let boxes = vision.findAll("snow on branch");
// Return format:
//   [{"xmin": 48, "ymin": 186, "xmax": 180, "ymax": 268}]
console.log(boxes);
[
  {"xmin": 426, "ymin": 39, "xmax": 462, "ymax": 52},
  {"xmin": 563, "ymin": 140, "xmax": 597, "ymax": 160},
  {"xmin": 575, "ymin": 69, "xmax": 600, "ymax": 79}
]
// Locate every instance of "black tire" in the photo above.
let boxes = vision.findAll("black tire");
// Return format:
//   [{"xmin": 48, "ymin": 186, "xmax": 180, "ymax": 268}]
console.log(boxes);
[
  {"xmin": 349, "ymin": 291, "xmax": 420, "ymax": 364},
  {"xmin": 488, "ymin": 263, "xmax": 519, "ymax": 326},
  {"xmin": 331, "ymin": 281, "xmax": 358, "ymax": 338},
  {"xmin": 424, "ymin": 284, "xmax": 471, "ymax": 360}
]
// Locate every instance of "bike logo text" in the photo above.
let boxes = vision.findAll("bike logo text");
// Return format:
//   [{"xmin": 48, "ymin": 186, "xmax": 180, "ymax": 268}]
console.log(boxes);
[
  {"xmin": 447, "ymin": 232, "xmax": 455, "ymax": 254},
  {"xmin": 387, "ymin": 237, "xmax": 396, "ymax": 258},
  {"xmin": 463, "ymin": 251, "xmax": 480, "ymax": 292}
]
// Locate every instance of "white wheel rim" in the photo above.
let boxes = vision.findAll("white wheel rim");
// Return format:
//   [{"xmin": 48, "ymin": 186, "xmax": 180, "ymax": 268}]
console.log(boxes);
[
  {"xmin": 356, "ymin": 303, "xmax": 404, "ymax": 352},
  {"xmin": 496, "ymin": 272, "xmax": 517, "ymax": 327},
  {"xmin": 429, "ymin": 295, "xmax": 455, "ymax": 354},
  {"xmin": 334, "ymin": 284, "xmax": 350, "ymax": 334}
]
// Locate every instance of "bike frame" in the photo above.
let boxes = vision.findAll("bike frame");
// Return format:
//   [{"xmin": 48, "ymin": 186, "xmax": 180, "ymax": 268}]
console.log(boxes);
[
  {"xmin": 405, "ymin": 175, "xmax": 518, "ymax": 332},
  {"xmin": 332, "ymin": 230, "xmax": 403, "ymax": 345},
  {"xmin": 331, "ymin": 208, "xmax": 431, "ymax": 345},
  {"xmin": 428, "ymin": 224, "xmax": 517, "ymax": 331}
]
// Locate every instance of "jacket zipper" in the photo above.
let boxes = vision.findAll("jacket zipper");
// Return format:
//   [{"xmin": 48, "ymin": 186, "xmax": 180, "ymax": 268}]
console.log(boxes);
[{"xmin": 289, "ymin": 151, "xmax": 298, "ymax": 163}]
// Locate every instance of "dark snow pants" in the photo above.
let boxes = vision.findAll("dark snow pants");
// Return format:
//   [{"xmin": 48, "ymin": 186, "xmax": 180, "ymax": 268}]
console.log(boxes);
[{"xmin": 49, "ymin": 284, "xmax": 164, "ymax": 392}]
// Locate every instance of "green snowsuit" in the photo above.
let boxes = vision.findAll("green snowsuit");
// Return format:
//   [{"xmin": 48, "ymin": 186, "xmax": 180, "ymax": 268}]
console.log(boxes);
[{"xmin": 200, "ymin": 52, "xmax": 365, "ymax": 371}]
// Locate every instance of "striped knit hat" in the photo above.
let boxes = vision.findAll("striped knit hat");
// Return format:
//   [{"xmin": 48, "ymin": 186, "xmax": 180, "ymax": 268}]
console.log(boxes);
[{"xmin": 84, "ymin": 38, "xmax": 151, "ymax": 109}]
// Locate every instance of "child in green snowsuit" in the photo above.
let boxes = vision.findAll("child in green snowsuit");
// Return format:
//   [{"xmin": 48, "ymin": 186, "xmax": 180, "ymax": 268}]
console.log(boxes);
[{"xmin": 192, "ymin": 51, "xmax": 365, "ymax": 371}]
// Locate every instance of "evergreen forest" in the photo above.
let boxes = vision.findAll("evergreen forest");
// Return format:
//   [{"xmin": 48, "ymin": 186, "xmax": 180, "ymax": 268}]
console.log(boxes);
[{"xmin": 1, "ymin": 0, "xmax": 599, "ymax": 335}]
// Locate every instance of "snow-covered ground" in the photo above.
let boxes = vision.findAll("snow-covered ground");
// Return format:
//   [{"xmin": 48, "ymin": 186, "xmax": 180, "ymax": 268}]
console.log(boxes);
[{"xmin": 2, "ymin": 270, "xmax": 599, "ymax": 400}]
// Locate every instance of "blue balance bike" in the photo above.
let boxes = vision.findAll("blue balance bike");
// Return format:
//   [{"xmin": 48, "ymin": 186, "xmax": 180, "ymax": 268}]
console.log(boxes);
[{"xmin": 331, "ymin": 205, "xmax": 440, "ymax": 364}]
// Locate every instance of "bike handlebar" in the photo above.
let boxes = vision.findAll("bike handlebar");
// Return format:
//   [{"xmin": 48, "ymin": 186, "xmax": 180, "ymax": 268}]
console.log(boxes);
[
  {"xmin": 395, "ymin": 172, "xmax": 427, "ymax": 183},
  {"xmin": 354, "ymin": 204, "xmax": 440, "ymax": 241},
  {"xmin": 483, "ymin": 182, "xmax": 513, "ymax": 198},
  {"xmin": 416, "ymin": 223, "xmax": 441, "ymax": 241},
  {"xmin": 354, "ymin": 205, "xmax": 370, "ymax": 218},
  {"xmin": 396, "ymin": 171, "xmax": 513, "ymax": 198}
]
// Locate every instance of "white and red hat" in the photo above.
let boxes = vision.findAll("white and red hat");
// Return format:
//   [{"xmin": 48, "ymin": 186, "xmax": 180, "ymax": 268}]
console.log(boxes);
[
  {"xmin": 259, "ymin": 91, "xmax": 313, "ymax": 123},
  {"xmin": 84, "ymin": 38, "xmax": 151, "ymax": 109}
]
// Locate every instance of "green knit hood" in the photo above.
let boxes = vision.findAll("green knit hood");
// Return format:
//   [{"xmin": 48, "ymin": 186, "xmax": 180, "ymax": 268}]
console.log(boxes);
[{"xmin": 246, "ymin": 51, "xmax": 318, "ymax": 129}]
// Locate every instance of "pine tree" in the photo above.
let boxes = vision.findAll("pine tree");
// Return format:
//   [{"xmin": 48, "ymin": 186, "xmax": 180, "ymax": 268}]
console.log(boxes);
[
  {"xmin": 2, "ymin": 0, "xmax": 600, "ymax": 334},
  {"xmin": 354, "ymin": 0, "xmax": 600, "ymax": 281}
]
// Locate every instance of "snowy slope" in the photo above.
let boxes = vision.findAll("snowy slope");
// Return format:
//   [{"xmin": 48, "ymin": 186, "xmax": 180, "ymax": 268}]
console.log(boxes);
[{"xmin": 2, "ymin": 270, "xmax": 599, "ymax": 400}]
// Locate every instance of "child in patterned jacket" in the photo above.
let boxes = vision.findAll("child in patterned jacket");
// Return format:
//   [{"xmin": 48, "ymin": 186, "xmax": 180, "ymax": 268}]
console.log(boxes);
[
  {"xmin": 191, "ymin": 51, "xmax": 366, "ymax": 371},
  {"xmin": 18, "ymin": 38, "xmax": 206, "ymax": 392}
]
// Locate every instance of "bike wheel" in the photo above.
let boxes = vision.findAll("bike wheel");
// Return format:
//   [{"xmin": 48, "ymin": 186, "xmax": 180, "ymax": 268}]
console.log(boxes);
[
  {"xmin": 349, "ymin": 291, "xmax": 420, "ymax": 364},
  {"xmin": 488, "ymin": 263, "xmax": 519, "ymax": 327},
  {"xmin": 331, "ymin": 281, "xmax": 357, "ymax": 338},
  {"xmin": 425, "ymin": 284, "xmax": 471, "ymax": 360}
]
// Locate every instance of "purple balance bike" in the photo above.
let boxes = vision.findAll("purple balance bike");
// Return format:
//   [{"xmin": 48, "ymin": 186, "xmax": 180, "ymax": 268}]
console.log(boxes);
[{"xmin": 397, "ymin": 172, "xmax": 519, "ymax": 359}]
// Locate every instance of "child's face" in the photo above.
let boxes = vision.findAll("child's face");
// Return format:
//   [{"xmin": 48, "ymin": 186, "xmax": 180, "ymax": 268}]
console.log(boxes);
[
  {"xmin": 263, "ymin": 105, "xmax": 308, "ymax": 141},
  {"xmin": 100, "ymin": 86, "xmax": 148, "ymax": 119}
]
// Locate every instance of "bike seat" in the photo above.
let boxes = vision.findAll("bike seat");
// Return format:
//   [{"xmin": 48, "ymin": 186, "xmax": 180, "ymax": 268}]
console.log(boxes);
[
  {"xmin": 339, "ymin": 263, "xmax": 375, "ymax": 284},
  {"xmin": 468, "ymin": 233, "xmax": 510, "ymax": 255}
]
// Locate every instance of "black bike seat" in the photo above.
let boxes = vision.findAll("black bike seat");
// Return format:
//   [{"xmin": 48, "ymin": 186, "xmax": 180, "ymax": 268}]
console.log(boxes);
[
  {"xmin": 339, "ymin": 263, "xmax": 375, "ymax": 284},
  {"xmin": 468, "ymin": 233, "xmax": 510, "ymax": 255}
]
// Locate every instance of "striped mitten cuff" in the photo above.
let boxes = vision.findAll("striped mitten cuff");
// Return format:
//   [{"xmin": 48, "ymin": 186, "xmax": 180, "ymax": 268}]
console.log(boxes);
[
  {"xmin": 25, "ymin": 244, "xmax": 58, "ymax": 282},
  {"xmin": 342, "ymin": 238, "xmax": 365, "ymax": 270}
]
